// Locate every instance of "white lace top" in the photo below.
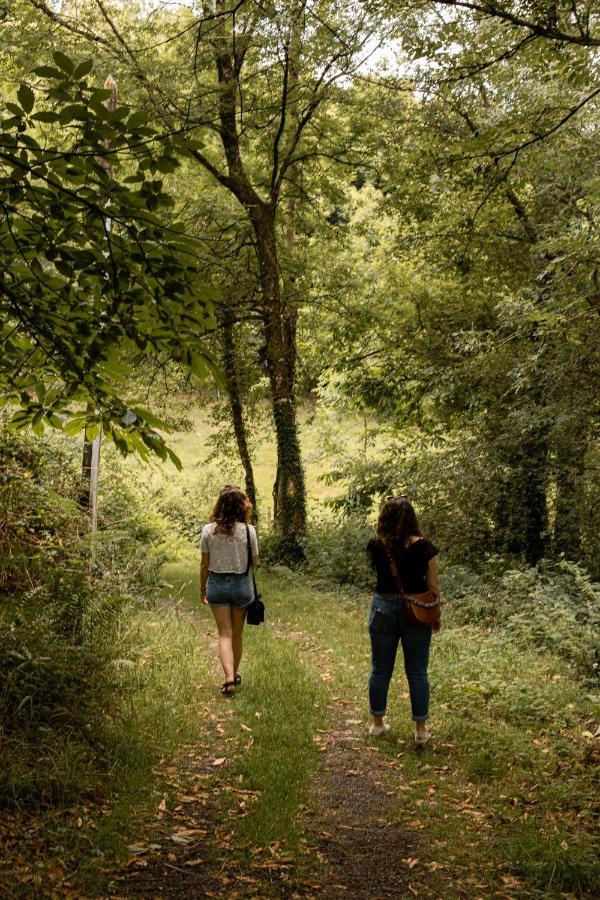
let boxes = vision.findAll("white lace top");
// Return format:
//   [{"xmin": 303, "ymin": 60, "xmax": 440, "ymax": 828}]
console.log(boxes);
[{"xmin": 200, "ymin": 522, "xmax": 259, "ymax": 574}]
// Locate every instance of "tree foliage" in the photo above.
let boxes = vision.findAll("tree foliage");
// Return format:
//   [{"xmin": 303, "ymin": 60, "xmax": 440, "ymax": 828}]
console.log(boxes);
[{"xmin": 0, "ymin": 52, "xmax": 216, "ymax": 462}]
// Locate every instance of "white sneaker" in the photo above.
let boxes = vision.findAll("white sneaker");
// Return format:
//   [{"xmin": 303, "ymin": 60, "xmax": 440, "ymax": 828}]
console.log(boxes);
[
  {"xmin": 415, "ymin": 728, "xmax": 431, "ymax": 746},
  {"xmin": 369, "ymin": 722, "xmax": 390, "ymax": 737}
]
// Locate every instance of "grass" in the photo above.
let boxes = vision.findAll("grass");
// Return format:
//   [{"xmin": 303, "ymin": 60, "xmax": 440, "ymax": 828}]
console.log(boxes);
[
  {"xmin": 159, "ymin": 556, "xmax": 599, "ymax": 897},
  {"xmin": 4, "ymin": 405, "xmax": 597, "ymax": 897},
  {"xmin": 0, "ymin": 603, "xmax": 221, "ymax": 895},
  {"xmin": 5, "ymin": 549, "xmax": 596, "ymax": 896},
  {"xmin": 114, "ymin": 401, "xmax": 387, "ymax": 531},
  {"xmin": 160, "ymin": 554, "xmax": 327, "ymax": 851}
]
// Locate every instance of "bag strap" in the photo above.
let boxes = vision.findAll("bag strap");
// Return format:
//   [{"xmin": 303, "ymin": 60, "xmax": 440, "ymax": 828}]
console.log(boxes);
[
  {"xmin": 245, "ymin": 524, "xmax": 259, "ymax": 598},
  {"xmin": 244, "ymin": 524, "xmax": 252, "ymax": 576},
  {"xmin": 384, "ymin": 545, "xmax": 406, "ymax": 598}
]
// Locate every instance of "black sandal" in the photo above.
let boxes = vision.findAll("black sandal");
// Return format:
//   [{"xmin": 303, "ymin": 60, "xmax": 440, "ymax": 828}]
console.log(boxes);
[
  {"xmin": 220, "ymin": 681, "xmax": 236, "ymax": 697},
  {"xmin": 234, "ymin": 673, "xmax": 242, "ymax": 686}
]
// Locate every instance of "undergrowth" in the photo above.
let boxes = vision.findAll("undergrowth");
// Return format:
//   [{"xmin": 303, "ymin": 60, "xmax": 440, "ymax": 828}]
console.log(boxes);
[{"xmin": 0, "ymin": 427, "xmax": 171, "ymax": 808}]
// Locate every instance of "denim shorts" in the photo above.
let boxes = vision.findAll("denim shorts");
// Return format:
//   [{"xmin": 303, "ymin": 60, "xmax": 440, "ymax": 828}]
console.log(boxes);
[{"xmin": 207, "ymin": 572, "xmax": 253, "ymax": 607}]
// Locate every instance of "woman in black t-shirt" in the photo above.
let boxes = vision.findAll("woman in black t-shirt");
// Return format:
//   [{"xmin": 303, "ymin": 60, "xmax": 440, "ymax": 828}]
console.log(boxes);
[{"xmin": 366, "ymin": 496, "xmax": 440, "ymax": 746}]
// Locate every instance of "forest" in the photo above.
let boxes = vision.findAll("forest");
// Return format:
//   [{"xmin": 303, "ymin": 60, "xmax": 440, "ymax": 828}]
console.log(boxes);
[{"xmin": 1, "ymin": 1, "xmax": 599, "ymax": 897}]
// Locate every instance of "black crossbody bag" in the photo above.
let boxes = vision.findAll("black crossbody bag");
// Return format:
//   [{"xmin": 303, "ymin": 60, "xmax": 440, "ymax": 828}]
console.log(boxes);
[{"xmin": 244, "ymin": 524, "xmax": 264, "ymax": 625}]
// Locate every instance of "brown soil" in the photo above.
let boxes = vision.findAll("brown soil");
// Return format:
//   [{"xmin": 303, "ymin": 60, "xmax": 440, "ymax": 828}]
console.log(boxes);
[{"xmin": 307, "ymin": 720, "xmax": 417, "ymax": 899}]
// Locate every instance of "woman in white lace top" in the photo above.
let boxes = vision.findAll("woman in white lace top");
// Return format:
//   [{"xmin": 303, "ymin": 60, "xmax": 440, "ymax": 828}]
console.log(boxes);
[{"xmin": 200, "ymin": 486, "xmax": 259, "ymax": 696}]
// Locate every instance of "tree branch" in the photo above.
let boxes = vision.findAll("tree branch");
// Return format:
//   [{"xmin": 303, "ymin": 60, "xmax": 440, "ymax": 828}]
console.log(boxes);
[{"xmin": 434, "ymin": 0, "xmax": 600, "ymax": 47}]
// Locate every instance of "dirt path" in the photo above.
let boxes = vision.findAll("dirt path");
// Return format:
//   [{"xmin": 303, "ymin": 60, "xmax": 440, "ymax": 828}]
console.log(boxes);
[
  {"xmin": 307, "ymin": 720, "xmax": 419, "ymax": 898},
  {"xmin": 286, "ymin": 628, "xmax": 425, "ymax": 900},
  {"xmin": 108, "ymin": 616, "xmax": 427, "ymax": 899}
]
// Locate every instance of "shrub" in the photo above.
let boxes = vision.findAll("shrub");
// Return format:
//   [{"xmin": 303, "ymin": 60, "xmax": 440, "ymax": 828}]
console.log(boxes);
[
  {"xmin": 0, "ymin": 426, "xmax": 168, "ymax": 805},
  {"xmin": 444, "ymin": 559, "xmax": 599, "ymax": 683},
  {"xmin": 300, "ymin": 513, "xmax": 374, "ymax": 588}
]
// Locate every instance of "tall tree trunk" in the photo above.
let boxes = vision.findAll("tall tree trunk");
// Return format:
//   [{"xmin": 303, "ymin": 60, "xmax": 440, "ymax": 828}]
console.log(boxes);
[
  {"xmin": 553, "ymin": 427, "xmax": 588, "ymax": 559},
  {"xmin": 220, "ymin": 307, "xmax": 258, "ymax": 517},
  {"xmin": 200, "ymin": 2, "xmax": 308, "ymax": 556},
  {"xmin": 254, "ymin": 207, "xmax": 306, "ymax": 557},
  {"xmin": 521, "ymin": 431, "xmax": 549, "ymax": 565},
  {"xmin": 493, "ymin": 429, "xmax": 549, "ymax": 564}
]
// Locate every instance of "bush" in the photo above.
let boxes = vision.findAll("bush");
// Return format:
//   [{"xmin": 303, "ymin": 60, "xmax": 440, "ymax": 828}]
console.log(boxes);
[
  {"xmin": 300, "ymin": 513, "xmax": 374, "ymax": 588},
  {"xmin": 0, "ymin": 426, "xmax": 168, "ymax": 805},
  {"xmin": 444, "ymin": 558, "xmax": 600, "ymax": 683}
]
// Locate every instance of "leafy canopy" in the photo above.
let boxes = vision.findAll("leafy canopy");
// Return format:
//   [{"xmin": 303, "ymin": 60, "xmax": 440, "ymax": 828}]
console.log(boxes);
[{"xmin": 0, "ymin": 52, "xmax": 217, "ymax": 463}]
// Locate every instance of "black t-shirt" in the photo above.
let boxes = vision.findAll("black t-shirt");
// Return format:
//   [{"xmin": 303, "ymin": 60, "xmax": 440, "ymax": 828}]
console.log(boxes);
[{"xmin": 366, "ymin": 537, "xmax": 438, "ymax": 595}]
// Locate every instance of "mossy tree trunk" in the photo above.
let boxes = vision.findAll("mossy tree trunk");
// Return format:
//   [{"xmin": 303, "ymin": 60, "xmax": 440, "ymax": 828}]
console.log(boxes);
[
  {"xmin": 220, "ymin": 307, "xmax": 258, "ymax": 518},
  {"xmin": 553, "ymin": 428, "xmax": 588, "ymax": 559},
  {"xmin": 191, "ymin": 7, "xmax": 308, "ymax": 556}
]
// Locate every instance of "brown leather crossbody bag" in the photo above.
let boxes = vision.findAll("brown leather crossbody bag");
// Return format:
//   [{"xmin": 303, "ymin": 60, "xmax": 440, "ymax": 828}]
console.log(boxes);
[{"xmin": 385, "ymin": 549, "xmax": 441, "ymax": 631}]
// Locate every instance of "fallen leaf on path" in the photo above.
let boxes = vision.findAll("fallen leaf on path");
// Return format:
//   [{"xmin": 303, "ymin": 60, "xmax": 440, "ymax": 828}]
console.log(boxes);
[
  {"xmin": 124, "ymin": 856, "xmax": 147, "ymax": 868},
  {"xmin": 183, "ymin": 858, "xmax": 205, "ymax": 867},
  {"xmin": 127, "ymin": 844, "xmax": 148, "ymax": 855},
  {"xmin": 157, "ymin": 794, "xmax": 168, "ymax": 812},
  {"xmin": 213, "ymin": 757, "xmax": 226, "ymax": 766},
  {"xmin": 172, "ymin": 828, "xmax": 206, "ymax": 836},
  {"xmin": 500, "ymin": 875, "xmax": 523, "ymax": 888}
]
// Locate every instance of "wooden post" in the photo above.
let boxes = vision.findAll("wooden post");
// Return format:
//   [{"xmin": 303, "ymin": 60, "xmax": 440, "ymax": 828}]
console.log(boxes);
[{"xmin": 80, "ymin": 75, "xmax": 117, "ymax": 535}]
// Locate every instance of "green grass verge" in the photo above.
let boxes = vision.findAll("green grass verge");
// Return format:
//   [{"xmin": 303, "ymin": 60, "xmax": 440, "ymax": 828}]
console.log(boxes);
[
  {"xmin": 0, "ymin": 597, "xmax": 224, "ymax": 895},
  {"xmin": 161, "ymin": 555, "xmax": 327, "ymax": 854},
  {"xmin": 163, "ymin": 558, "xmax": 598, "ymax": 897}
]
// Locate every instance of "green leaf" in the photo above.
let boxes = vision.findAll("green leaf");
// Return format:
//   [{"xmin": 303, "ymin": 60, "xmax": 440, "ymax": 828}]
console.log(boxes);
[
  {"xmin": 63, "ymin": 418, "xmax": 87, "ymax": 436},
  {"xmin": 52, "ymin": 50, "xmax": 75, "ymax": 74},
  {"xmin": 73, "ymin": 59, "xmax": 94, "ymax": 78},
  {"xmin": 44, "ymin": 413, "xmax": 63, "ymax": 429},
  {"xmin": 32, "ymin": 111, "xmax": 60, "ymax": 123},
  {"xmin": 17, "ymin": 83, "xmax": 34, "ymax": 114},
  {"xmin": 34, "ymin": 65, "xmax": 64, "ymax": 79},
  {"xmin": 131, "ymin": 407, "xmax": 170, "ymax": 430},
  {"xmin": 85, "ymin": 422, "xmax": 100, "ymax": 442},
  {"xmin": 167, "ymin": 447, "xmax": 183, "ymax": 470},
  {"xmin": 156, "ymin": 155, "xmax": 179, "ymax": 174},
  {"xmin": 126, "ymin": 111, "xmax": 148, "ymax": 130},
  {"xmin": 5, "ymin": 102, "xmax": 23, "ymax": 117}
]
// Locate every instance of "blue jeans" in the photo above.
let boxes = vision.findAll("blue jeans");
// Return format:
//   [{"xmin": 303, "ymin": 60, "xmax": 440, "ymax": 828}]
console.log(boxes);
[{"xmin": 368, "ymin": 593, "xmax": 432, "ymax": 721}]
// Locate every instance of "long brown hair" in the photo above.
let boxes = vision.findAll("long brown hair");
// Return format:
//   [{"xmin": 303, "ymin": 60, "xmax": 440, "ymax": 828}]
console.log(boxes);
[
  {"xmin": 211, "ymin": 485, "xmax": 251, "ymax": 535},
  {"xmin": 377, "ymin": 495, "xmax": 422, "ymax": 554}
]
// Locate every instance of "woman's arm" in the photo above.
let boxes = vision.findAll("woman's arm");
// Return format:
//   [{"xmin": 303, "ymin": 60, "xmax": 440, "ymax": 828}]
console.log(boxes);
[
  {"xmin": 426, "ymin": 556, "xmax": 440, "ymax": 599},
  {"xmin": 200, "ymin": 552, "xmax": 210, "ymax": 605}
]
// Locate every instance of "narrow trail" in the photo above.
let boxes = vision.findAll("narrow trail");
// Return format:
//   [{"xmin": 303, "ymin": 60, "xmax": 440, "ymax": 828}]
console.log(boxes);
[
  {"xmin": 108, "ymin": 608, "xmax": 430, "ymax": 899},
  {"xmin": 276, "ymin": 627, "xmax": 422, "ymax": 899}
]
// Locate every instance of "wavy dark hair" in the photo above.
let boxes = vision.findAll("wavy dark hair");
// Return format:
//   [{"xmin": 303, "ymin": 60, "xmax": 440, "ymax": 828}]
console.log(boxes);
[
  {"xmin": 377, "ymin": 495, "xmax": 422, "ymax": 554},
  {"xmin": 211, "ymin": 485, "xmax": 251, "ymax": 535}
]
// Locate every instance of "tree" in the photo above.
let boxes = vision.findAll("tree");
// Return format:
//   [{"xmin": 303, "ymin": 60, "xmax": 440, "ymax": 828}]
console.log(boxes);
[
  {"xmin": 301, "ymin": 12, "xmax": 600, "ymax": 567},
  {"xmin": 26, "ymin": 0, "xmax": 385, "ymax": 556},
  {"xmin": 0, "ymin": 53, "xmax": 216, "ymax": 464}
]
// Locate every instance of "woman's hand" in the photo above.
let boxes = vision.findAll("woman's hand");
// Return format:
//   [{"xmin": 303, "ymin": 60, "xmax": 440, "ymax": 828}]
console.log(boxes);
[{"xmin": 200, "ymin": 552, "xmax": 210, "ymax": 606}]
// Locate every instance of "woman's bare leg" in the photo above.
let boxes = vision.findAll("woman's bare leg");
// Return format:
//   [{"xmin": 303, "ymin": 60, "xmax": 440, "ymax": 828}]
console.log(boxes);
[
  {"xmin": 231, "ymin": 606, "xmax": 247, "ymax": 676},
  {"xmin": 210, "ymin": 605, "xmax": 234, "ymax": 685}
]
